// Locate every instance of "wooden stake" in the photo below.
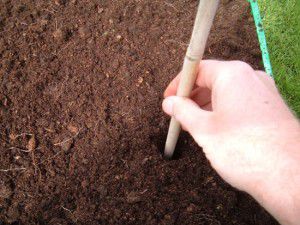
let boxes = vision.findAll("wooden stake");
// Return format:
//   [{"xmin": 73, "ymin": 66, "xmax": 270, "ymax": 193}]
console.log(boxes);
[{"xmin": 164, "ymin": 0, "xmax": 220, "ymax": 158}]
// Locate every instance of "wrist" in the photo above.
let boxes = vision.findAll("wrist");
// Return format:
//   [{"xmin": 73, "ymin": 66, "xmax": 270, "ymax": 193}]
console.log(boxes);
[{"xmin": 250, "ymin": 132, "xmax": 300, "ymax": 225}]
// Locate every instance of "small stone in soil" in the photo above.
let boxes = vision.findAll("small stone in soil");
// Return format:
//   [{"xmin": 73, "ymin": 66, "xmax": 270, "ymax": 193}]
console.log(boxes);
[
  {"xmin": 9, "ymin": 133, "xmax": 17, "ymax": 140},
  {"xmin": 142, "ymin": 157, "xmax": 149, "ymax": 165},
  {"xmin": 61, "ymin": 140, "xmax": 73, "ymax": 152},
  {"xmin": 53, "ymin": 29, "xmax": 63, "ymax": 40},
  {"xmin": 97, "ymin": 7, "xmax": 104, "ymax": 14},
  {"xmin": 14, "ymin": 155, "xmax": 21, "ymax": 160},
  {"xmin": 39, "ymin": 19, "xmax": 48, "ymax": 26},
  {"xmin": 116, "ymin": 35, "xmax": 122, "ymax": 40},
  {"xmin": 126, "ymin": 192, "xmax": 141, "ymax": 204},
  {"xmin": 186, "ymin": 203, "xmax": 196, "ymax": 212},
  {"xmin": 78, "ymin": 26, "xmax": 88, "ymax": 38},
  {"xmin": 164, "ymin": 214, "xmax": 171, "ymax": 220},
  {"xmin": 3, "ymin": 97, "xmax": 8, "ymax": 106},
  {"xmin": 137, "ymin": 77, "xmax": 143, "ymax": 84},
  {"xmin": 82, "ymin": 158, "xmax": 88, "ymax": 164},
  {"xmin": 67, "ymin": 124, "xmax": 79, "ymax": 134},
  {"xmin": 54, "ymin": 0, "xmax": 60, "ymax": 5}
]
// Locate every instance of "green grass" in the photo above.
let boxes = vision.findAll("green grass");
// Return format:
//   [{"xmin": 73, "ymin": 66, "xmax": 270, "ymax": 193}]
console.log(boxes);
[{"xmin": 258, "ymin": 0, "xmax": 300, "ymax": 117}]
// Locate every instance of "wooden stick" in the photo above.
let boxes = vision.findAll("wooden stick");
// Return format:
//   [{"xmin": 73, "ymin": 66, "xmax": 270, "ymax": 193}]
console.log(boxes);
[{"xmin": 164, "ymin": 0, "xmax": 220, "ymax": 158}]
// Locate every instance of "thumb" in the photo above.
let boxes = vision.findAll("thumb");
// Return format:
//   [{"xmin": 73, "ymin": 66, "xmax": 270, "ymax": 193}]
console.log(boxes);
[{"xmin": 162, "ymin": 96, "xmax": 214, "ymax": 140}]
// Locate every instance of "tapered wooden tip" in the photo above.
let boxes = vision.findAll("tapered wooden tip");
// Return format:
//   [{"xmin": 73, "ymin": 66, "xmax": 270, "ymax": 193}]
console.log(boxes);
[
  {"xmin": 164, "ymin": 146, "xmax": 175, "ymax": 159},
  {"xmin": 164, "ymin": 117, "xmax": 181, "ymax": 159}
]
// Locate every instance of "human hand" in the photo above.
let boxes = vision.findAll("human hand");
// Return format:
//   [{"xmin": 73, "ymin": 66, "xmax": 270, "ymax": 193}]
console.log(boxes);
[{"xmin": 162, "ymin": 60, "xmax": 300, "ymax": 225}]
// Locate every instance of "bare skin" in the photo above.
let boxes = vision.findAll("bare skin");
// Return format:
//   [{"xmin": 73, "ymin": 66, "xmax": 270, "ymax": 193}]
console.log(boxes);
[{"xmin": 162, "ymin": 60, "xmax": 300, "ymax": 225}]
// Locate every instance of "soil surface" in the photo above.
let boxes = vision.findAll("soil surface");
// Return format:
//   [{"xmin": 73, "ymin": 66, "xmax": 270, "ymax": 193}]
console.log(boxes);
[{"xmin": 0, "ymin": 0, "xmax": 278, "ymax": 224}]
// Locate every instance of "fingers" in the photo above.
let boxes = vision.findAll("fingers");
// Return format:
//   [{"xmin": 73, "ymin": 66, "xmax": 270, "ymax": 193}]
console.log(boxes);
[
  {"xmin": 165, "ymin": 83, "xmax": 211, "ymax": 108},
  {"xmin": 162, "ymin": 96, "xmax": 214, "ymax": 137},
  {"xmin": 164, "ymin": 72, "xmax": 199, "ymax": 97},
  {"xmin": 201, "ymin": 102, "xmax": 212, "ymax": 111},
  {"xmin": 164, "ymin": 60, "xmax": 255, "ymax": 97},
  {"xmin": 197, "ymin": 60, "xmax": 255, "ymax": 89},
  {"xmin": 164, "ymin": 74, "xmax": 180, "ymax": 97},
  {"xmin": 164, "ymin": 73, "xmax": 197, "ymax": 97}
]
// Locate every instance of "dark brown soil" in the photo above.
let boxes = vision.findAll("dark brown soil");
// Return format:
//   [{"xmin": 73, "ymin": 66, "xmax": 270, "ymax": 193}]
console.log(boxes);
[{"xmin": 0, "ymin": 0, "xmax": 278, "ymax": 224}]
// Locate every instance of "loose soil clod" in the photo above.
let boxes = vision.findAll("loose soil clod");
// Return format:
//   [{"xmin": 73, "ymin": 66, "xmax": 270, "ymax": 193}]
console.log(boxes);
[{"xmin": 0, "ymin": 0, "xmax": 278, "ymax": 224}]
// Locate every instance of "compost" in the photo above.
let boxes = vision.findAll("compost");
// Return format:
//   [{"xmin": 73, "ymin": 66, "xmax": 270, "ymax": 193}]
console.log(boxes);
[{"xmin": 0, "ymin": 0, "xmax": 278, "ymax": 224}]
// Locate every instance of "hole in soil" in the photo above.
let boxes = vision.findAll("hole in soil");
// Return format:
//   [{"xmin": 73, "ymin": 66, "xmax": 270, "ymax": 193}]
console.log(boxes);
[
  {"xmin": 171, "ymin": 133, "xmax": 189, "ymax": 160},
  {"xmin": 65, "ymin": 29, "xmax": 73, "ymax": 42},
  {"xmin": 169, "ymin": 147, "xmax": 183, "ymax": 160},
  {"xmin": 150, "ymin": 132, "xmax": 186, "ymax": 160}
]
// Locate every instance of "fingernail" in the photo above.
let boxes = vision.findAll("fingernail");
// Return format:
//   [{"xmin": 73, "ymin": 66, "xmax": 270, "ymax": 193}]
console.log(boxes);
[{"xmin": 162, "ymin": 97, "xmax": 175, "ymax": 115}]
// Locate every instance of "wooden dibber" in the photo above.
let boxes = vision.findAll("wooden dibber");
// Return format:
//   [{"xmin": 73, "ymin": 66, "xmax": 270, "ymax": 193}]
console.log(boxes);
[{"xmin": 164, "ymin": 0, "xmax": 220, "ymax": 158}]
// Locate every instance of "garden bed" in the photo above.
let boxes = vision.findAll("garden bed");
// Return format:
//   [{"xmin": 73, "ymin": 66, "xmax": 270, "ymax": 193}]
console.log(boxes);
[{"xmin": 0, "ymin": 0, "xmax": 278, "ymax": 224}]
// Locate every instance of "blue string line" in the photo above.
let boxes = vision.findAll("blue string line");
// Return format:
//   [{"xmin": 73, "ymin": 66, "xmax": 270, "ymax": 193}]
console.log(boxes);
[{"xmin": 248, "ymin": 0, "xmax": 273, "ymax": 76}]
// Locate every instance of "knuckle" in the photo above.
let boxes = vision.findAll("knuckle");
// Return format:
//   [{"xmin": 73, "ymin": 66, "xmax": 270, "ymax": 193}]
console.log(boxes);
[
  {"xmin": 231, "ymin": 60, "xmax": 253, "ymax": 74},
  {"xmin": 222, "ymin": 61, "xmax": 254, "ymax": 81}
]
